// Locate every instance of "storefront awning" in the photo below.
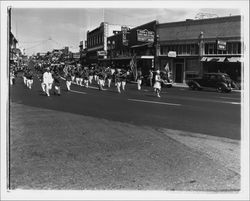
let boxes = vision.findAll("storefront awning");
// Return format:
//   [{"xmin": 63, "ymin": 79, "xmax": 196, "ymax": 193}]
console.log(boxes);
[
  {"xmin": 130, "ymin": 42, "xmax": 153, "ymax": 48},
  {"xmin": 201, "ymin": 57, "xmax": 226, "ymax": 62},
  {"xmin": 226, "ymin": 57, "xmax": 242, "ymax": 62}
]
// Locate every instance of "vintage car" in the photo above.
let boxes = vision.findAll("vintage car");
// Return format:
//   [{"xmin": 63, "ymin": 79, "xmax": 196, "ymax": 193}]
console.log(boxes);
[{"xmin": 186, "ymin": 73, "xmax": 233, "ymax": 93}]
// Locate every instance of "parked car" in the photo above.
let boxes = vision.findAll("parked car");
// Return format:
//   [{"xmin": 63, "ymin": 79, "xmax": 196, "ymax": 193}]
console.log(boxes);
[{"xmin": 186, "ymin": 73, "xmax": 233, "ymax": 93}]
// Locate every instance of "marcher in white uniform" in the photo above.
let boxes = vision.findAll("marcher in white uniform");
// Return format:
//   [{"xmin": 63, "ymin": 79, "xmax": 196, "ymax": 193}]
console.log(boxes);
[
  {"xmin": 153, "ymin": 70, "xmax": 162, "ymax": 98},
  {"xmin": 66, "ymin": 72, "xmax": 72, "ymax": 91},
  {"xmin": 137, "ymin": 70, "xmax": 143, "ymax": 90},
  {"xmin": 43, "ymin": 68, "xmax": 54, "ymax": 96}
]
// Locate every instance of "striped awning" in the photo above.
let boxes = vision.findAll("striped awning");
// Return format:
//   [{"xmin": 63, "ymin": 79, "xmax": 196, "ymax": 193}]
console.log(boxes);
[{"xmin": 226, "ymin": 57, "xmax": 242, "ymax": 62}]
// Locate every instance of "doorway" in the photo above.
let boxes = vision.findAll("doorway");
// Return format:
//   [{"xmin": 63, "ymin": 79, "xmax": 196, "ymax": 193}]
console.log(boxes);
[{"xmin": 175, "ymin": 63, "xmax": 184, "ymax": 83}]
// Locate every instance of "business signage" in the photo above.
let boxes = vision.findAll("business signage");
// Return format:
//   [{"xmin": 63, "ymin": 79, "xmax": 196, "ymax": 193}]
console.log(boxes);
[
  {"xmin": 97, "ymin": 51, "xmax": 107, "ymax": 56},
  {"xmin": 168, "ymin": 51, "xmax": 176, "ymax": 58},
  {"xmin": 217, "ymin": 40, "xmax": 227, "ymax": 51},
  {"xmin": 73, "ymin": 53, "xmax": 80, "ymax": 59},
  {"xmin": 137, "ymin": 29, "xmax": 155, "ymax": 42},
  {"xmin": 122, "ymin": 26, "xmax": 129, "ymax": 46}
]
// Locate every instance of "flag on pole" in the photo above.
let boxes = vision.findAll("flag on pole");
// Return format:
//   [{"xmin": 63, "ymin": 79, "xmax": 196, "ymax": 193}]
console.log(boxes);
[{"xmin": 130, "ymin": 54, "xmax": 137, "ymax": 81}]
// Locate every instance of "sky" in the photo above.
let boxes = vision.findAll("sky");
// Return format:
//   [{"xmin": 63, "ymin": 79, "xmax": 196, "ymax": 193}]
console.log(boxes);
[{"xmin": 11, "ymin": 7, "xmax": 241, "ymax": 55}]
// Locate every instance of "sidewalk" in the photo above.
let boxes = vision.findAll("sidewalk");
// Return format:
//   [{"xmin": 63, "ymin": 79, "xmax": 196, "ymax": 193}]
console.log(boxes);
[{"xmin": 10, "ymin": 102, "xmax": 240, "ymax": 191}]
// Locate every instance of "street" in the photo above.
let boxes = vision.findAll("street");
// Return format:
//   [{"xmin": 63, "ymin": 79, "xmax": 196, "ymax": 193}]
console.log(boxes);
[{"xmin": 11, "ymin": 63, "xmax": 241, "ymax": 140}]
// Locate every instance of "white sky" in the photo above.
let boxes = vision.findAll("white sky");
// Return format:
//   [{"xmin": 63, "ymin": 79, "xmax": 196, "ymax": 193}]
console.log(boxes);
[{"xmin": 11, "ymin": 7, "xmax": 241, "ymax": 55}]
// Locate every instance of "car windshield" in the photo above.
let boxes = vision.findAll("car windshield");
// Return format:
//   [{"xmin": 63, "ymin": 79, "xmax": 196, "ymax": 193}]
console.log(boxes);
[{"xmin": 221, "ymin": 75, "xmax": 231, "ymax": 81}]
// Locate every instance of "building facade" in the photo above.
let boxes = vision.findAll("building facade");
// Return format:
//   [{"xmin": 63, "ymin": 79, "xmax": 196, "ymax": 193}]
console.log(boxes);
[
  {"xmin": 86, "ymin": 22, "xmax": 124, "ymax": 64},
  {"xmin": 106, "ymin": 20, "xmax": 158, "ymax": 75},
  {"xmin": 157, "ymin": 15, "xmax": 242, "ymax": 83}
]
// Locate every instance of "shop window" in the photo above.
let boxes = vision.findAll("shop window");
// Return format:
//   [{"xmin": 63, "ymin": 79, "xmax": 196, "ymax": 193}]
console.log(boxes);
[
  {"xmin": 183, "ymin": 44, "xmax": 187, "ymax": 54},
  {"xmin": 187, "ymin": 44, "xmax": 191, "ymax": 54},
  {"xmin": 238, "ymin": 42, "xmax": 241, "ymax": 54}
]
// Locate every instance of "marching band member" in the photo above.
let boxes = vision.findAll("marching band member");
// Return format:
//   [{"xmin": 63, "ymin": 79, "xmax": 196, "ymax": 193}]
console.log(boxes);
[
  {"xmin": 84, "ymin": 69, "xmax": 89, "ymax": 88},
  {"xmin": 137, "ymin": 69, "xmax": 143, "ymax": 90},
  {"xmin": 153, "ymin": 70, "xmax": 162, "ymax": 98},
  {"xmin": 106, "ymin": 69, "xmax": 112, "ymax": 88},
  {"xmin": 75, "ymin": 69, "xmax": 81, "ymax": 85},
  {"xmin": 121, "ymin": 70, "xmax": 127, "ymax": 91},
  {"xmin": 97, "ymin": 70, "xmax": 105, "ymax": 91},
  {"xmin": 115, "ymin": 70, "xmax": 122, "ymax": 93},
  {"xmin": 53, "ymin": 71, "xmax": 61, "ymax": 96},
  {"xmin": 66, "ymin": 71, "xmax": 72, "ymax": 91},
  {"xmin": 26, "ymin": 69, "xmax": 34, "ymax": 90},
  {"xmin": 43, "ymin": 67, "xmax": 54, "ymax": 96},
  {"xmin": 88, "ymin": 67, "xmax": 94, "ymax": 84}
]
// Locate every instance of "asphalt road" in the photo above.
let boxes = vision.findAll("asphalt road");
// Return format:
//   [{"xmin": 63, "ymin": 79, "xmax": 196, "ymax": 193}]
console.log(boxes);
[{"xmin": 10, "ymin": 63, "xmax": 241, "ymax": 140}]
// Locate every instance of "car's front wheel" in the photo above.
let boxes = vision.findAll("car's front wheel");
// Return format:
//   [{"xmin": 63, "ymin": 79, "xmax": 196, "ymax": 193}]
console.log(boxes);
[{"xmin": 216, "ymin": 86, "xmax": 223, "ymax": 93}]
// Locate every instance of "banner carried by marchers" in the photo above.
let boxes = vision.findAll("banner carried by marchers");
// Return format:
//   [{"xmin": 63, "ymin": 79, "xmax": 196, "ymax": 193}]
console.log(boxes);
[{"xmin": 130, "ymin": 54, "xmax": 137, "ymax": 81}]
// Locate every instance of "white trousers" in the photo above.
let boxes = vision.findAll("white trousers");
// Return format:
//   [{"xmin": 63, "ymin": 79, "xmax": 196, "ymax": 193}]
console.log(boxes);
[
  {"xmin": 117, "ymin": 82, "xmax": 121, "ymax": 93},
  {"xmin": 27, "ymin": 79, "xmax": 33, "ymax": 89},
  {"xmin": 137, "ymin": 79, "xmax": 142, "ymax": 90},
  {"xmin": 122, "ymin": 81, "xmax": 126, "ymax": 91},
  {"xmin": 107, "ymin": 79, "xmax": 112, "ymax": 88},
  {"xmin": 45, "ymin": 83, "xmax": 52, "ymax": 96},
  {"xmin": 66, "ymin": 81, "xmax": 71, "ymax": 91}
]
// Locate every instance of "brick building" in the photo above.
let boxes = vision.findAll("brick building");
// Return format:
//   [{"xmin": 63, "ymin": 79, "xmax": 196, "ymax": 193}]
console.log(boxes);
[{"xmin": 157, "ymin": 15, "xmax": 242, "ymax": 83}]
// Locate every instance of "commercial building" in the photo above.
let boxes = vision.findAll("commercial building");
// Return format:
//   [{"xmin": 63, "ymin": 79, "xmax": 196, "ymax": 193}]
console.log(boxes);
[
  {"xmin": 157, "ymin": 15, "xmax": 242, "ymax": 83},
  {"xmin": 85, "ymin": 22, "xmax": 125, "ymax": 64},
  {"xmin": 106, "ymin": 20, "xmax": 158, "ymax": 75}
]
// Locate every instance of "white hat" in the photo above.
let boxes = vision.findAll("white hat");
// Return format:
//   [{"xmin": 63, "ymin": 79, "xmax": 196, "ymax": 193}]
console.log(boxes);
[{"xmin": 156, "ymin": 70, "xmax": 160, "ymax": 74}]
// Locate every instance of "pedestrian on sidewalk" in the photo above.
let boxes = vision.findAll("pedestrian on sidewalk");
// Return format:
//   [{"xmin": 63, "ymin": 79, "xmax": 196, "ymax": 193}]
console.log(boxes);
[
  {"xmin": 153, "ymin": 70, "xmax": 162, "ymax": 98},
  {"xmin": 149, "ymin": 69, "xmax": 153, "ymax": 87},
  {"xmin": 43, "ymin": 67, "xmax": 54, "ymax": 96},
  {"xmin": 137, "ymin": 69, "xmax": 143, "ymax": 90}
]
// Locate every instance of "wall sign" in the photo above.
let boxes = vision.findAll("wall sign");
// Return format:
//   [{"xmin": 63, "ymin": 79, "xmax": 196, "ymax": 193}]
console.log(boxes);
[
  {"xmin": 121, "ymin": 26, "xmax": 129, "ymax": 46},
  {"xmin": 217, "ymin": 40, "xmax": 227, "ymax": 51},
  {"xmin": 168, "ymin": 51, "xmax": 176, "ymax": 57},
  {"xmin": 137, "ymin": 29, "xmax": 155, "ymax": 42}
]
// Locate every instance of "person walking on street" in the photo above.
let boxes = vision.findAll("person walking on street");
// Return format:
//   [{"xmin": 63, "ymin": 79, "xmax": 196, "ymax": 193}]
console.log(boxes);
[
  {"xmin": 153, "ymin": 70, "xmax": 162, "ymax": 98},
  {"xmin": 137, "ymin": 69, "xmax": 143, "ymax": 90},
  {"xmin": 121, "ymin": 70, "xmax": 127, "ymax": 91},
  {"xmin": 43, "ymin": 67, "xmax": 54, "ymax": 96},
  {"xmin": 26, "ymin": 69, "xmax": 34, "ymax": 90},
  {"xmin": 115, "ymin": 70, "xmax": 122, "ymax": 93},
  {"xmin": 53, "ymin": 71, "xmax": 61, "ymax": 96},
  {"xmin": 66, "ymin": 72, "xmax": 72, "ymax": 91},
  {"xmin": 98, "ymin": 70, "xmax": 105, "ymax": 91},
  {"xmin": 84, "ymin": 69, "xmax": 89, "ymax": 88},
  {"xmin": 106, "ymin": 69, "xmax": 112, "ymax": 88}
]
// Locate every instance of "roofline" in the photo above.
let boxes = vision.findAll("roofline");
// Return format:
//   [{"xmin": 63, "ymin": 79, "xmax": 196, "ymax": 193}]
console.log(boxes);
[{"xmin": 158, "ymin": 15, "xmax": 241, "ymax": 28}]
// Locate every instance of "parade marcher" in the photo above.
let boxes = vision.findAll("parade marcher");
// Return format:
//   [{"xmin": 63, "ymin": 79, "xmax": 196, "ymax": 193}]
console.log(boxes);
[
  {"xmin": 10, "ymin": 70, "xmax": 15, "ymax": 86},
  {"xmin": 84, "ymin": 69, "xmax": 89, "ymax": 88},
  {"xmin": 106, "ymin": 69, "xmax": 112, "ymax": 88},
  {"xmin": 137, "ymin": 69, "xmax": 143, "ymax": 90},
  {"xmin": 153, "ymin": 70, "xmax": 162, "ymax": 98},
  {"xmin": 121, "ymin": 70, "xmax": 127, "ymax": 91},
  {"xmin": 38, "ymin": 72, "xmax": 46, "ymax": 93},
  {"xmin": 43, "ymin": 67, "xmax": 54, "ymax": 96},
  {"xmin": 26, "ymin": 69, "xmax": 34, "ymax": 90},
  {"xmin": 79, "ymin": 69, "xmax": 84, "ymax": 86},
  {"xmin": 71, "ymin": 67, "xmax": 76, "ymax": 83},
  {"xmin": 88, "ymin": 67, "xmax": 94, "ymax": 84},
  {"xmin": 23, "ymin": 68, "xmax": 28, "ymax": 86},
  {"xmin": 66, "ymin": 72, "xmax": 72, "ymax": 91},
  {"xmin": 115, "ymin": 70, "xmax": 122, "ymax": 93},
  {"xmin": 97, "ymin": 70, "xmax": 105, "ymax": 91},
  {"xmin": 75, "ymin": 69, "xmax": 81, "ymax": 85},
  {"xmin": 53, "ymin": 71, "xmax": 61, "ymax": 96}
]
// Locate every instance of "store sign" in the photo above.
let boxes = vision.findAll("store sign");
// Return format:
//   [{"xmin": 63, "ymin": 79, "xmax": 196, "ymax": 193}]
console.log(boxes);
[
  {"xmin": 122, "ymin": 26, "xmax": 129, "ymax": 46},
  {"xmin": 168, "ymin": 51, "xmax": 176, "ymax": 58},
  {"xmin": 97, "ymin": 51, "xmax": 107, "ymax": 56},
  {"xmin": 137, "ymin": 29, "xmax": 155, "ymax": 42},
  {"xmin": 217, "ymin": 40, "xmax": 227, "ymax": 51},
  {"xmin": 73, "ymin": 53, "xmax": 80, "ymax": 59}
]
